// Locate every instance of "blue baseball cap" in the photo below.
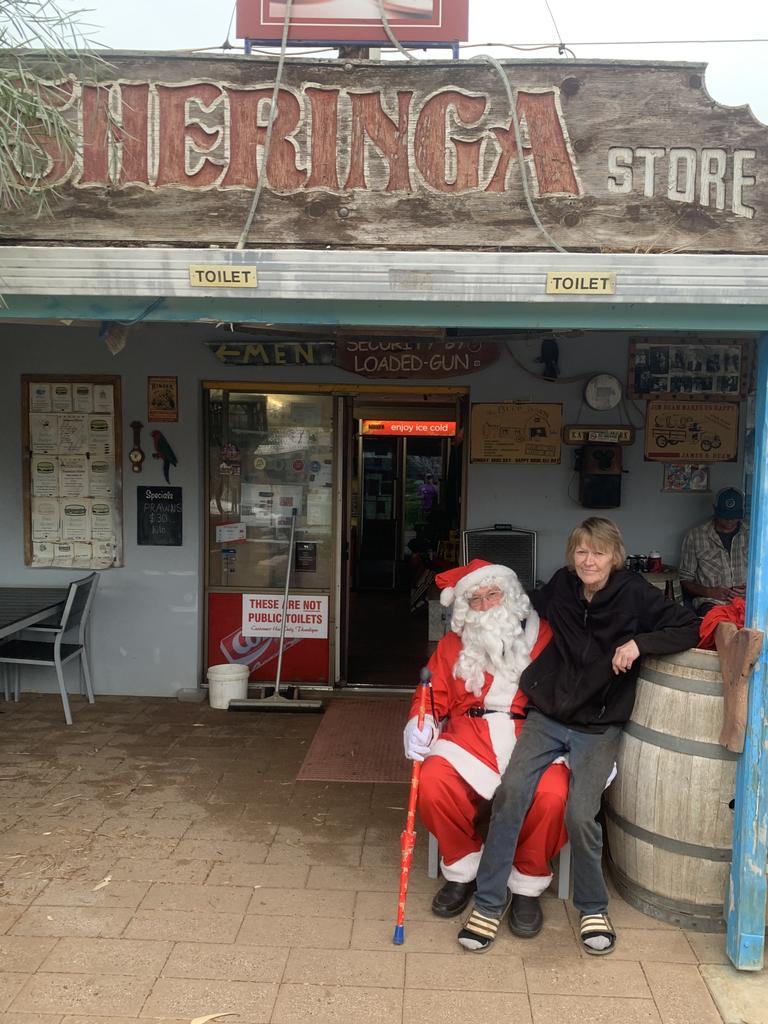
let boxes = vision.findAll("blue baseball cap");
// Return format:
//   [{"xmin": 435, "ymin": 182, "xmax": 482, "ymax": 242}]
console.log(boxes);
[{"xmin": 713, "ymin": 487, "xmax": 744, "ymax": 519}]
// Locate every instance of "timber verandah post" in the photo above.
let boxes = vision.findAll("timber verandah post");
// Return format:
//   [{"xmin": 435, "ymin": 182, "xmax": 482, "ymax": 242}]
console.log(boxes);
[{"xmin": 727, "ymin": 331, "xmax": 768, "ymax": 970}]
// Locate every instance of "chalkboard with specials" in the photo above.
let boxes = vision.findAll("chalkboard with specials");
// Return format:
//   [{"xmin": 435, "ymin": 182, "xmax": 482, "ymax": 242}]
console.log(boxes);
[{"xmin": 137, "ymin": 486, "xmax": 182, "ymax": 546}]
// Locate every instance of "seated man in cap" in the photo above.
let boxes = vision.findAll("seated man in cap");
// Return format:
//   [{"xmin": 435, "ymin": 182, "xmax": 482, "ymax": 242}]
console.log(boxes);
[
  {"xmin": 679, "ymin": 486, "xmax": 749, "ymax": 616},
  {"xmin": 403, "ymin": 559, "xmax": 568, "ymax": 939}
]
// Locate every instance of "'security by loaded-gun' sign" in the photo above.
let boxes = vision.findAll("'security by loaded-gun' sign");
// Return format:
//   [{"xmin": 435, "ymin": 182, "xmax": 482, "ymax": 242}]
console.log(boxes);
[
  {"xmin": 2, "ymin": 56, "xmax": 764, "ymax": 252},
  {"xmin": 205, "ymin": 338, "xmax": 499, "ymax": 377},
  {"xmin": 335, "ymin": 339, "xmax": 499, "ymax": 378}
]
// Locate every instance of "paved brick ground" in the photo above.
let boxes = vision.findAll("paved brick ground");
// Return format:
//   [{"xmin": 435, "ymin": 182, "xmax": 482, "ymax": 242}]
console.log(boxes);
[{"xmin": 0, "ymin": 693, "xmax": 732, "ymax": 1023}]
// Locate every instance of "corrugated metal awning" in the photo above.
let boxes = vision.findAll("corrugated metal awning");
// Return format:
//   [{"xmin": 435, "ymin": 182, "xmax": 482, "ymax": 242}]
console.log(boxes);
[{"xmin": 1, "ymin": 247, "xmax": 768, "ymax": 306}]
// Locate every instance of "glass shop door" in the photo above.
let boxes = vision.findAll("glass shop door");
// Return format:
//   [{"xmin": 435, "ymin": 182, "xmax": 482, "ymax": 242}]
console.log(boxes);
[
  {"xmin": 357, "ymin": 436, "xmax": 400, "ymax": 589},
  {"xmin": 344, "ymin": 399, "xmax": 466, "ymax": 688},
  {"xmin": 203, "ymin": 386, "xmax": 337, "ymax": 687}
]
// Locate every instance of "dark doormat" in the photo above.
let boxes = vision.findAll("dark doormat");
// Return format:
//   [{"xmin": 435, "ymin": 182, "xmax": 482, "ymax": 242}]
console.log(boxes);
[{"xmin": 297, "ymin": 698, "xmax": 411, "ymax": 783}]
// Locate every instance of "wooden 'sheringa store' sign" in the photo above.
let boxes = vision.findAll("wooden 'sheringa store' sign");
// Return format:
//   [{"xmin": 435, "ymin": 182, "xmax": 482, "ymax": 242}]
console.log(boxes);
[{"xmin": 3, "ymin": 56, "xmax": 765, "ymax": 251}]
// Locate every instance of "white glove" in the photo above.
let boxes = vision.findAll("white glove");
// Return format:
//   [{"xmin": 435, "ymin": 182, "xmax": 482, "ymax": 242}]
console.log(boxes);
[{"xmin": 403, "ymin": 715, "xmax": 436, "ymax": 762}]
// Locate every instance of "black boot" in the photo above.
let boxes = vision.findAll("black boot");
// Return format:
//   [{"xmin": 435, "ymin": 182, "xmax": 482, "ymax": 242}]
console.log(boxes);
[
  {"xmin": 508, "ymin": 893, "xmax": 543, "ymax": 937},
  {"xmin": 431, "ymin": 879, "xmax": 476, "ymax": 918}
]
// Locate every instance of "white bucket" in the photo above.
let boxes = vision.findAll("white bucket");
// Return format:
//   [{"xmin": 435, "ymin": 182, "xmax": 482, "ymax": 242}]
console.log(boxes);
[{"xmin": 206, "ymin": 663, "xmax": 249, "ymax": 709}]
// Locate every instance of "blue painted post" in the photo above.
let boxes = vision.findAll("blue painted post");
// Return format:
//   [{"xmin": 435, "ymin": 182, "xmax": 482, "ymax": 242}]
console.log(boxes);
[{"xmin": 727, "ymin": 331, "xmax": 768, "ymax": 970}]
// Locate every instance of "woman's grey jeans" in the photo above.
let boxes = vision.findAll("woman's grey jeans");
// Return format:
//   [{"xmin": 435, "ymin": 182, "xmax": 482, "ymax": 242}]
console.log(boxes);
[{"xmin": 473, "ymin": 708, "xmax": 622, "ymax": 917}]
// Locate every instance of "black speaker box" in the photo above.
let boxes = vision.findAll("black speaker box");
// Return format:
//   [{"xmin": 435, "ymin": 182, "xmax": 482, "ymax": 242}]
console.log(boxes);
[{"xmin": 579, "ymin": 474, "xmax": 622, "ymax": 509}]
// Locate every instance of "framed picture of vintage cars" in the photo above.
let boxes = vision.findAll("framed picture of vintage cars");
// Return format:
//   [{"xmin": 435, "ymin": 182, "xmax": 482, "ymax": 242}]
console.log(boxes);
[
  {"xmin": 644, "ymin": 400, "xmax": 739, "ymax": 462},
  {"xmin": 628, "ymin": 338, "xmax": 749, "ymax": 400}
]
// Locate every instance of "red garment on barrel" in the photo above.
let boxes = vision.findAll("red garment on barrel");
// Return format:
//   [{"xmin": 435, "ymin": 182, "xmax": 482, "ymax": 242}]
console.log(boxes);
[{"xmin": 698, "ymin": 598, "xmax": 745, "ymax": 650}]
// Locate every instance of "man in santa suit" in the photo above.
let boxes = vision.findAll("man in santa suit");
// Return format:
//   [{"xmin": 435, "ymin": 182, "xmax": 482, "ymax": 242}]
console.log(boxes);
[{"xmin": 403, "ymin": 559, "xmax": 569, "ymax": 938}]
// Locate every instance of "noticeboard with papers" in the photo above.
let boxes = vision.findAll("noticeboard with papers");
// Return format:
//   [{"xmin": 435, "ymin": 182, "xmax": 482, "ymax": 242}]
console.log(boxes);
[{"xmin": 22, "ymin": 375, "xmax": 123, "ymax": 568}]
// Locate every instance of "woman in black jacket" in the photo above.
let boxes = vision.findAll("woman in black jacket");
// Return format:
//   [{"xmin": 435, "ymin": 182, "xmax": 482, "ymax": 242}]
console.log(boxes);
[{"xmin": 458, "ymin": 517, "xmax": 700, "ymax": 956}]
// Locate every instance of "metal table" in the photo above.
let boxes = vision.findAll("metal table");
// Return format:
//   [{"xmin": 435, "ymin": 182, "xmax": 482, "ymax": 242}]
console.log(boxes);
[
  {"xmin": 0, "ymin": 587, "xmax": 69, "ymax": 641},
  {"xmin": 640, "ymin": 567, "xmax": 682, "ymax": 603}
]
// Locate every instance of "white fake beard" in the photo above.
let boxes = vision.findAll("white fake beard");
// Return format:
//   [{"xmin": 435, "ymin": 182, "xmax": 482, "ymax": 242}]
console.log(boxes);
[{"xmin": 453, "ymin": 601, "xmax": 532, "ymax": 697}]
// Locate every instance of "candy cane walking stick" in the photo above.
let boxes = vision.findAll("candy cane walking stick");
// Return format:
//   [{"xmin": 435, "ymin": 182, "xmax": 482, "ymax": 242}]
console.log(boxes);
[{"xmin": 393, "ymin": 666, "xmax": 432, "ymax": 945}]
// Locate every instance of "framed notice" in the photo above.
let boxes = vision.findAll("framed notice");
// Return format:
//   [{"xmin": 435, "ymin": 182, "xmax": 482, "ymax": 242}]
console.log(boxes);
[
  {"xmin": 147, "ymin": 376, "xmax": 179, "ymax": 422},
  {"xmin": 662, "ymin": 464, "xmax": 711, "ymax": 493},
  {"xmin": 241, "ymin": 593, "xmax": 329, "ymax": 639},
  {"xmin": 628, "ymin": 339, "xmax": 748, "ymax": 400},
  {"xmin": 644, "ymin": 401, "xmax": 739, "ymax": 462},
  {"xmin": 22, "ymin": 375, "xmax": 123, "ymax": 569},
  {"xmin": 295, "ymin": 541, "xmax": 318, "ymax": 574},
  {"xmin": 470, "ymin": 403, "xmax": 562, "ymax": 464}
]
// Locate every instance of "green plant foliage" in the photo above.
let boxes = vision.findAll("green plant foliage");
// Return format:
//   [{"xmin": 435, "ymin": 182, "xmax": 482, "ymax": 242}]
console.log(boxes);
[{"xmin": 0, "ymin": 1, "xmax": 103, "ymax": 214}]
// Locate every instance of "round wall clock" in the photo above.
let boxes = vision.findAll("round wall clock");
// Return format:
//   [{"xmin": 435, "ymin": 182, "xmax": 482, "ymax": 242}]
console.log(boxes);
[{"xmin": 584, "ymin": 374, "xmax": 623, "ymax": 411}]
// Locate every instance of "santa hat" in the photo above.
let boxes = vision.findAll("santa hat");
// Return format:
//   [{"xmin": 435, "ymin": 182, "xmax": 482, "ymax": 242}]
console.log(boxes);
[{"xmin": 436, "ymin": 559, "xmax": 522, "ymax": 608}]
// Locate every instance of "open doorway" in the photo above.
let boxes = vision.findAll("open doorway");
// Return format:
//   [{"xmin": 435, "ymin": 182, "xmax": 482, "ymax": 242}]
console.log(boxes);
[{"xmin": 343, "ymin": 392, "xmax": 467, "ymax": 687}]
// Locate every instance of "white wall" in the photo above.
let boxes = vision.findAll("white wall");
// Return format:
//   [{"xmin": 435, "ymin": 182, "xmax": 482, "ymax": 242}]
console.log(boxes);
[
  {"xmin": 463, "ymin": 331, "xmax": 747, "ymax": 580},
  {"xmin": 0, "ymin": 323, "xmax": 746, "ymax": 695}
]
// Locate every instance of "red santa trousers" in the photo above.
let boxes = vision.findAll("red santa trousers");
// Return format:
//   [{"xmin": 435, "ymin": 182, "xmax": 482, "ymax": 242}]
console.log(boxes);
[{"xmin": 418, "ymin": 755, "xmax": 569, "ymax": 896}]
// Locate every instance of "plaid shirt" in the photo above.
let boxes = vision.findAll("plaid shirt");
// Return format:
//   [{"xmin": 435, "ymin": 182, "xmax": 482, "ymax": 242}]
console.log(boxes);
[{"xmin": 679, "ymin": 519, "xmax": 749, "ymax": 609}]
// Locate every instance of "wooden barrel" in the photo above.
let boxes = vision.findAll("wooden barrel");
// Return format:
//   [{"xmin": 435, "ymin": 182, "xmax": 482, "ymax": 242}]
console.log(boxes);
[{"xmin": 605, "ymin": 648, "xmax": 737, "ymax": 932}]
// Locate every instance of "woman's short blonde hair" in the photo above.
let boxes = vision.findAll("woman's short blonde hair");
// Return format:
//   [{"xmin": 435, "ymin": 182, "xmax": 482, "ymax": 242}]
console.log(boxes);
[{"xmin": 565, "ymin": 517, "xmax": 626, "ymax": 571}]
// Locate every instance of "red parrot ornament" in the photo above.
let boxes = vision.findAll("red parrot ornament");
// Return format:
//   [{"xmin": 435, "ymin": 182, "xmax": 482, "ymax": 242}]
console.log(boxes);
[{"xmin": 151, "ymin": 430, "xmax": 178, "ymax": 483}]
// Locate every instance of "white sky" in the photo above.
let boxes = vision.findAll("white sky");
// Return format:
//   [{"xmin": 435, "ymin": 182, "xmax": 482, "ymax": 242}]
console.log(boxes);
[{"xmin": 78, "ymin": 0, "xmax": 768, "ymax": 124}]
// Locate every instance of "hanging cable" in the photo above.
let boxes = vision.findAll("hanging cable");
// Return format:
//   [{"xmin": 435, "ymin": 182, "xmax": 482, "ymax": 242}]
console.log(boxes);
[
  {"xmin": 235, "ymin": 0, "xmax": 295, "ymax": 250},
  {"xmin": 374, "ymin": 0, "xmax": 416, "ymax": 61},
  {"xmin": 459, "ymin": 35, "xmax": 768, "ymax": 48},
  {"xmin": 543, "ymin": 0, "xmax": 568, "ymax": 56},
  {"xmin": 169, "ymin": 35, "xmax": 768, "ymax": 58},
  {"xmin": 182, "ymin": 43, "xmax": 335, "ymax": 55},
  {"xmin": 621, "ymin": 395, "xmax": 647, "ymax": 430},
  {"xmin": 111, "ymin": 297, "xmax": 165, "ymax": 327},
  {"xmin": 238, "ymin": 44, "xmax": 335, "ymax": 57},
  {"xmin": 474, "ymin": 54, "xmax": 567, "ymax": 253},
  {"xmin": 503, "ymin": 340, "xmax": 598, "ymax": 384},
  {"xmin": 462, "ymin": 41, "xmax": 576, "ymax": 55},
  {"xmin": 218, "ymin": 1, "xmax": 237, "ymax": 50}
]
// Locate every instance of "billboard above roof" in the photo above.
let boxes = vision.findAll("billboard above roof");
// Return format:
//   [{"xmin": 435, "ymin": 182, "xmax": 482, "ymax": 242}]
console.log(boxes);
[{"xmin": 236, "ymin": 0, "xmax": 469, "ymax": 45}]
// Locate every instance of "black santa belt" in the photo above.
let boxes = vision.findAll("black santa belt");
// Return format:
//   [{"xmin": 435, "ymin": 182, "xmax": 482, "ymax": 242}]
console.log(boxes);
[{"xmin": 465, "ymin": 708, "xmax": 528, "ymax": 720}]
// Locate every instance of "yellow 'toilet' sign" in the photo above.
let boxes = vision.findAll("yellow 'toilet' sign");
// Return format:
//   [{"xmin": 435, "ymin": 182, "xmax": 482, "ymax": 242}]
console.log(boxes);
[
  {"xmin": 188, "ymin": 265, "xmax": 258, "ymax": 288},
  {"xmin": 546, "ymin": 272, "xmax": 616, "ymax": 295}
]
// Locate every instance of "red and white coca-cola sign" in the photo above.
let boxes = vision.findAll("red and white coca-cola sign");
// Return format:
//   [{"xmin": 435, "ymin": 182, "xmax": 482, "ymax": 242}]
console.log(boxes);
[
  {"xmin": 209, "ymin": 593, "xmax": 330, "ymax": 682},
  {"xmin": 236, "ymin": 0, "xmax": 468, "ymax": 45}
]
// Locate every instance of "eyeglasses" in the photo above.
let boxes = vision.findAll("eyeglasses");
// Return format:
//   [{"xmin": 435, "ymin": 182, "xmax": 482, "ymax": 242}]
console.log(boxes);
[{"xmin": 467, "ymin": 589, "xmax": 503, "ymax": 608}]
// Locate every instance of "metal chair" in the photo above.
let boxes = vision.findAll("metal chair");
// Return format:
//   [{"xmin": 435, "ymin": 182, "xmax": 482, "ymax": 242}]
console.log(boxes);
[
  {"xmin": 0, "ymin": 573, "xmax": 98, "ymax": 725},
  {"xmin": 427, "ymin": 832, "xmax": 572, "ymax": 899}
]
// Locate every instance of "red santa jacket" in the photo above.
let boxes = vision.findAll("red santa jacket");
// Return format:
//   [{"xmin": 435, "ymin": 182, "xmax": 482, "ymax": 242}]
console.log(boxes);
[{"xmin": 407, "ymin": 616, "xmax": 553, "ymax": 800}]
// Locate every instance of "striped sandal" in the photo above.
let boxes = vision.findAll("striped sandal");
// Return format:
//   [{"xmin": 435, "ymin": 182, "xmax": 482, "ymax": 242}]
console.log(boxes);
[
  {"xmin": 580, "ymin": 911, "xmax": 616, "ymax": 955},
  {"xmin": 457, "ymin": 893, "xmax": 512, "ymax": 953}
]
